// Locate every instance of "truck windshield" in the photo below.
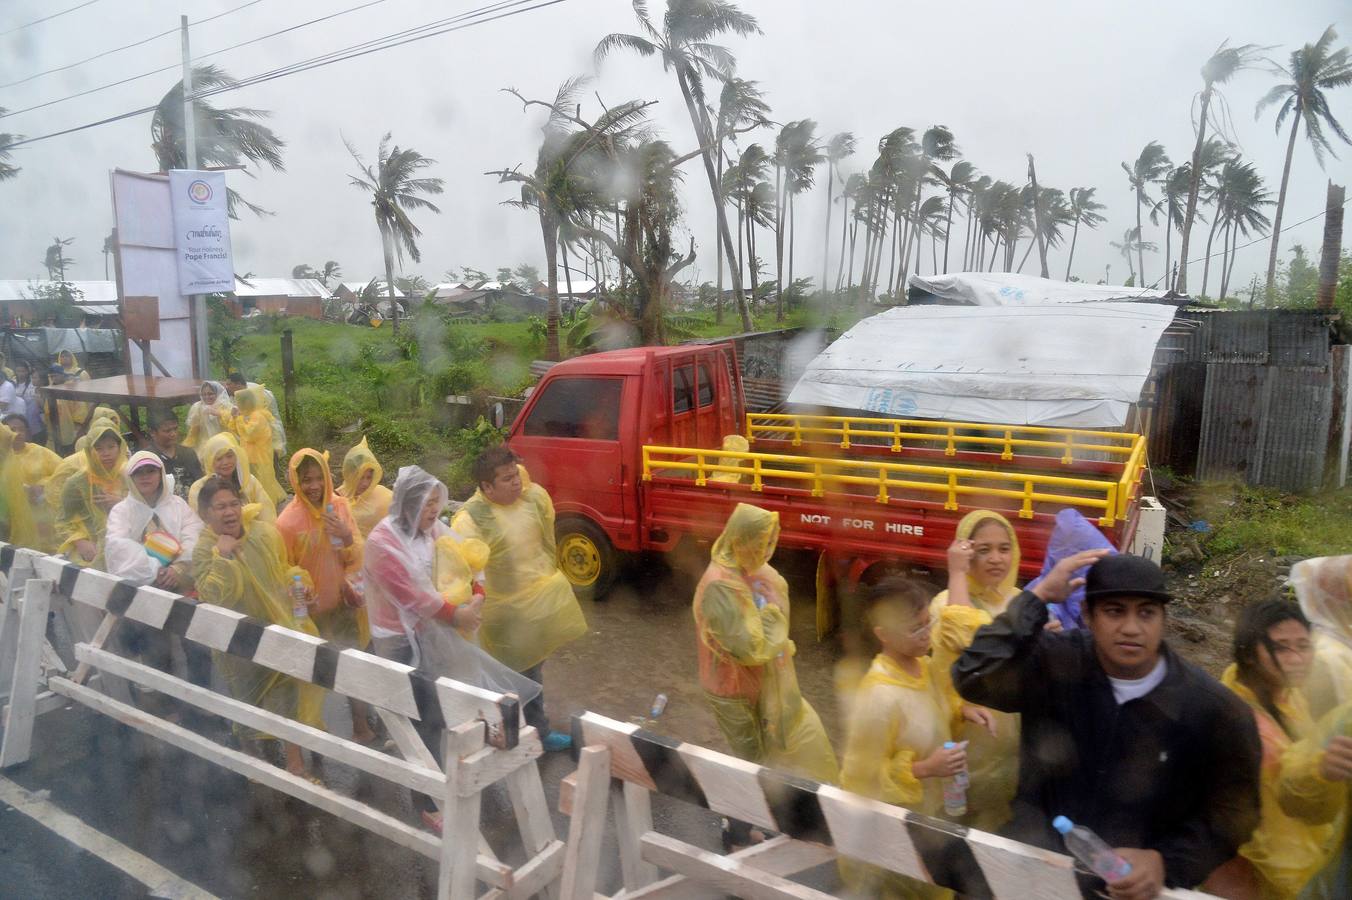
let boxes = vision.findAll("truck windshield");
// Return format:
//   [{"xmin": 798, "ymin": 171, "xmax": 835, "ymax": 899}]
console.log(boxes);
[{"xmin": 521, "ymin": 377, "xmax": 622, "ymax": 440}]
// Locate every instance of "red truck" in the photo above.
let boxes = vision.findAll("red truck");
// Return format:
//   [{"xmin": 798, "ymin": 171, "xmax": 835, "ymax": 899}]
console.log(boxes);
[{"xmin": 507, "ymin": 342, "xmax": 1147, "ymax": 617}]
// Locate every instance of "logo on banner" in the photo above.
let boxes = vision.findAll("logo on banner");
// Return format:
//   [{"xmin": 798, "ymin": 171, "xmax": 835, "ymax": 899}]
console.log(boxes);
[{"xmin": 188, "ymin": 180, "xmax": 213, "ymax": 203}]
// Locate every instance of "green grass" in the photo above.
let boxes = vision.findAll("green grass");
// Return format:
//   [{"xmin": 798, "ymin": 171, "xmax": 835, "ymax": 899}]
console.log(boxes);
[{"xmin": 1197, "ymin": 482, "xmax": 1352, "ymax": 558}]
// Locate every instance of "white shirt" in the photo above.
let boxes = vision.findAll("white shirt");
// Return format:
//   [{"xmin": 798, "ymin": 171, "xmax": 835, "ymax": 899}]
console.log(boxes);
[
  {"xmin": 0, "ymin": 380, "xmax": 17, "ymax": 413},
  {"xmin": 1108, "ymin": 656, "xmax": 1168, "ymax": 705},
  {"xmin": 104, "ymin": 486, "xmax": 205, "ymax": 587}
]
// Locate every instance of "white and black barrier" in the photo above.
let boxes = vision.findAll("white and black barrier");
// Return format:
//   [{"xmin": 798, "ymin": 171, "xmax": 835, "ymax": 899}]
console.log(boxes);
[{"xmin": 0, "ymin": 542, "xmax": 563, "ymax": 900}]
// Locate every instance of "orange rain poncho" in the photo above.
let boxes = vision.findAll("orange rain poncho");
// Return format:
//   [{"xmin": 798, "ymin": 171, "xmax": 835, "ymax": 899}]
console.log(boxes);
[
  {"xmin": 1291, "ymin": 556, "xmax": 1352, "ymax": 720},
  {"xmin": 55, "ymin": 421, "xmax": 127, "ymax": 564},
  {"xmin": 192, "ymin": 505, "xmax": 325, "ymax": 735},
  {"xmin": 337, "ymin": 438, "xmax": 393, "ymax": 537},
  {"xmin": 1217, "ymin": 666, "xmax": 1334, "ymax": 899},
  {"xmin": 693, "ymin": 503, "xmax": 838, "ymax": 784},
  {"xmin": 0, "ymin": 423, "xmax": 37, "ymax": 548},
  {"xmin": 229, "ymin": 387, "xmax": 285, "ymax": 504},
  {"xmin": 275, "ymin": 448, "xmax": 369, "ymax": 650},
  {"xmin": 927, "ymin": 509, "xmax": 1023, "ymax": 832},
  {"xmin": 188, "ymin": 433, "xmax": 276, "ymax": 524}
]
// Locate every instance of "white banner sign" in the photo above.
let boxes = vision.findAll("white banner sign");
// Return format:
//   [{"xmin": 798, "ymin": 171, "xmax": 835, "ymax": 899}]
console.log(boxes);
[{"xmin": 168, "ymin": 169, "xmax": 233, "ymax": 294}]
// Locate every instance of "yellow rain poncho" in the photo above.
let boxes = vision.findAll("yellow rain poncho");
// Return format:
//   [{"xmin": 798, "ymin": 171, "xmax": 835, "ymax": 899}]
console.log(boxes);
[
  {"xmin": 0, "ymin": 424, "xmax": 38, "ymax": 547},
  {"xmin": 1216, "ymin": 666, "xmax": 1334, "ymax": 899},
  {"xmin": 1291, "ymin": 556, "xmax": 1352, "ymax": 720},
  {"xmin": 927, "ymin": 510, "xmax": 1022, "ymax": 831},
  {"xmin": 52, "ymin": 350, "xmax": 93, "ymax": 449},
  {"xmin": 337, "ymin": 438, "xmax": 393, "ymax": 537},
  {"xmin": 708, "ymin": 434, "xmax": 750, "ymax": 484},
  {"xmin": 10, "ymin": 432, "xmax": 60, "ymax": 551},
  {"xmin": 1277, "ymin": 700, "xmax": 1352, "ymax": 900},
  {"xmin": 693, "ymin": 503, "xmax": 839, "ymax": 783},
  {"xmin": 275, "ymin": 449, "xmax": 368, "ymax": 650},
  {"xmin": 452, "ymin": 481, "xmax": 587, "ymax": 672},
  {"xmin": 183, "ymin": 380, "xmax": 234, "ymax": 455},
  {"xmin": 56, "ymin": 421, "xmax": 127, "ymax": 564},
  {"xmin": 188, "ymin": 433, "xmax": 276, "ymax": 524},
  {"xmin": 192, "ymin": 506, "xmax": 325, "ymax": 734},
  {"xmin": 434, "ymin": 535, "xmax": 490, "ymax": 606},
  {"xmin": 229, "ymin": 388, "xmax": 285, "ymax": 504}
]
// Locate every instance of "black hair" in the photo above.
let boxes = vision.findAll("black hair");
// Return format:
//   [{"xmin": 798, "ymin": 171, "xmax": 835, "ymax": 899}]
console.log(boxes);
[
  {"xmin": 147, "ymin": 407, "xmax": 179, "ymax": 430},
  {"xmin": 2, "ymin": 412, "xmax": 26, "ymax": 429},
  {"xmin": 225, "ymin": 373, "xmax": 248, "ymax": 386},
  {"xmin": 296, "ymin": 455, "xmax": 324, "ymax": 478},
  {"xmin": 860, "ymin": 575, "xmax": 931, "ymax": 629},
  {"xmin": 196, "ymin": 475, "xmax": 242, "ymax": 519},
  {"xmin": 472, "ymin": 445, "xmax": 518, "ymax": 488},
  {"xmin": 1233, "ymin": 599, "xmax": 1310, "ymax": 738}
]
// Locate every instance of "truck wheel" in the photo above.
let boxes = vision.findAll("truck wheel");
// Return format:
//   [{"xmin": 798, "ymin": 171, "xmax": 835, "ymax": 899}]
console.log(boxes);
[{"xmin": 556, "ymin": 517, "xmax": 617, "ymax": 601}]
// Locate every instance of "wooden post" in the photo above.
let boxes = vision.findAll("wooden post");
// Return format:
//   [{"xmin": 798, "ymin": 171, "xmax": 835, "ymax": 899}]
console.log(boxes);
[
  {"xmin": 0, "ymin": 578, "xmax": 53, "ymax": 768},
  {"xmin": 439, "ymin": 721, "xmax": 488, "ymax": 900},
  {"xmin": 281, "ymin": 329, "xmax": 297, "ymax": 431},
  {"xmin": 559, "ymin": 745, "xmax": 612, "ymax": 900},
  {"xmin": 1317, "ymin": 181, "xmax": 1345, "ymax": 311}
]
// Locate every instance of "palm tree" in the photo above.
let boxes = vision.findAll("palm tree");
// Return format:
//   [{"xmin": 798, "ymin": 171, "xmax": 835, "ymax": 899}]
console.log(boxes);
[
  {"xmin": 937, "ymin": 160, "xmax": 977, "ymax": 274},
  {"xmin": 772, "ymin": 119, "xmax": 821, "ymax": 319},
  {"xmin": 1256, "ymin": 25, "xmax": 1352, "ymax": 303},
  {"xmin": 744, "ymin": 179, "xmax": 776, "ymax": 300},
  {"xmin": 835, "ymin": 172, "xmax": 867, "ymax": 292},
  {"xmin": 1213, "ymin": 162, "xmax": 1273, "ymax": 299},
  {"xmin": 1109, "ymin": 226, "xmax": 1157, "ymax": 284},
  {"xmin": 319, "ymin": 260, "xmax": 342, "ymax": 287},
  {"xmin": 150, "ymin": 64, "xmax": 285, "ymax": 218},
  {"xmin": 0, "ymin": 111, "xmax": 20, "ymax": 182},
  {"xmin": 1121, "ymin": 142, "xmax": 1171, "ymax": 287},
  {"xmin": 724, "ymin": 143, "xmax": 770, "ymax": 297},
  {"xmin": 963, "ymin": 174, "xmax": 992, "ymax": 271},
  {"xmin": 292, "ymin": 264, "xmax": 320, "ymax": 280},
  {"xmin": 713, "ymin": 77, "xmax": 770, "ymax": 324},
  {"xmin": 347, "ymin": 133, "xmax": 444, "ymax": 335},
  {"xmin": 901, "ymin": 126, "xmax": 957, "ymax": 286},
  {"xmin": 1017, "ymin": 187, "xmax": 1072, "ymax": 274},
  {"xmin": 1176, "ymin": 40, "xmax": 1268, "ymax": 293},
  {"xmin": 1065, "ymin": 187, "xmax": 1107, "ymax": 280},
  {"xmin": 596, "ymin": 0, "xmax": 761, "ymax": 331},
  {"xmin": 821, "ymin": 131, "xmax": 855, "ymax": 298},
  {"xmin": 44, "ymin": 237, "xmax": 75, "ymax": 281}
]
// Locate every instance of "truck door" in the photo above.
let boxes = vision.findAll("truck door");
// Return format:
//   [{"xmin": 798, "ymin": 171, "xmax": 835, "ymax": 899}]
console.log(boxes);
[
  {"xmin": 670, "ymin": 352, "xmax": 728, "ymax": 449},
  {"xmin": 510, "ymin": 375, "xmax": 628, "ymax": 533}
]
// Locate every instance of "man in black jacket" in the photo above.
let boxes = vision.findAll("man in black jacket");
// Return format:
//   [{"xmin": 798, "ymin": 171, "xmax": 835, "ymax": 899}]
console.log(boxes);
[{"xmin": 954, "ymin": 552, "xmax": 1261, "ymax": 900}]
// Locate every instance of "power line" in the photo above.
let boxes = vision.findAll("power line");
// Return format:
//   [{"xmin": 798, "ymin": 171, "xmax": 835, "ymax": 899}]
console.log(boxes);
[
  {"xmin": 0, "ymin": 0, "xmax": 575, "ymax": 152},
  {"xmin": 1, "ymin": 0, "xmax": 270, "ymax": 89},
  {"xmin": 1, "ymin": 0, "xmax": 101, "ymax": 37},
  {"xmin": 1, "ymin": 0, "xmax": 393, "ymax": 119}
]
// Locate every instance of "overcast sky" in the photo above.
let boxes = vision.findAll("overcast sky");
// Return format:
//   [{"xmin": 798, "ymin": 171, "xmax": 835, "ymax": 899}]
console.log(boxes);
[{"xmin": 2, "ymin": 0, "xmax": 1349, "ymax": 296}]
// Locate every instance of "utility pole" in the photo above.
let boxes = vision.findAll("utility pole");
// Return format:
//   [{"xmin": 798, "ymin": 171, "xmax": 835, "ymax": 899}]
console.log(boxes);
[
  {"xmin": 181, "ymin": 15, "xmax": 210, "ymax": 379},
  {"xmin": 1317, "ymin": 181, "xmax": 1346, "ymax": 312}
]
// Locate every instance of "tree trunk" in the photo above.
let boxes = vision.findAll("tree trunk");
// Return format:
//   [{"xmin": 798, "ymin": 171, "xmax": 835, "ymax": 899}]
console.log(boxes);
[
  {"xmin": 1018, "ymin": 236, "xmax": 1036, "ymax": 272},
  {"xmin": 1164, "ymin": 206, "xmax": 1173, "ymax": 289},
  {"xmin": 1176, "ymin": 87, "xmax": 1213, "ymax": 293},
  {"xmin": 887, "ymin": 205, "xmax": 902, "ymax": 297},
  {"xmin": 775, "ymin": 161, "xmax": 785, "ymax": 321},
  {"xmin": 735, "ymin": 194, "xmax": 745, "ymax": 310},
  {"xmin": 1220, "ymin": 221, "xmax": 1233, "ymax": 300},
  {"xmin": 847, "ymin": 220, "xmax": 858, "ymax": 294},
  {"xmin": 675, "ymin": 69, "xmax": 750, "ymax": 330},
  {"xmin": 1135, "ymin": 189, "xmax": 1146, "ymax": 290},
  {"xmin": 1028, "ymin": 155, "xmax": 1050, "ymax": 278},
  {"xmin": 1224, "ymin": 222, "xmax": 1242, "ymax": 299},
  {"xmin": 715, "ymin": 145, "xmax": 724, "ymax": 325},
  {"xmin": 380, "ymin": 226, "xmax": 400, "ymax": 336},
  {"xmin": 1317, "ymin": 181, "xmax": 1346, "ymax": 310},
  {"xmin": 943, "ymin": 189, "xmax": 956, "ymax": 273},
  {"xmin": 560, "ymin": 237, "xmax": 575, "ymax": 349},
  {"xmin": 1065, "ymin": 218, "xmax": 1081, "ymax": 281},
  {"xmin": 835, "ymin": 190, "xmax": 850, "ymax": 293},
  {"xmin": 1201, "ymin": 193, "xmax": 1225, "ymax": 297},
  {"xmin": 962, "ymin": 197, "xmax": 974, "ymax": 271},
  {"xmin": 1265, "ymin": 112, "xmax": 1302, "ymax": 305},
  {"xmin": 786, "ymin": 191, "xmax": 796, "ymax": 316},
  {"xmin": 748, "ymin": 209, "xmax": 760, "ymax": 298},
  {"xmin": 541, "ymin": 211, "xmax": 560, "ymax": 360},
  {"xmin": 822, "ymin": 163, "xmax": 834, "ymax": 299}
]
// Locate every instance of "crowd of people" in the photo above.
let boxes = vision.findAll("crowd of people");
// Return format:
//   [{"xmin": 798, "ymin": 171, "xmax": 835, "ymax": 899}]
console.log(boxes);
[{"xmin": 2, "ymin": 358, "xmax": 1351, "ymax": 898}]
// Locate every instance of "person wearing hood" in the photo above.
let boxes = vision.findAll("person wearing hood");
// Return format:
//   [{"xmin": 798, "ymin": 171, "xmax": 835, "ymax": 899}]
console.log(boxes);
[
  {"xmin": 51, "ymin": 350, "xmax": 93, "ymax": 454},
  {"xmin": 192, "ymin": 475, "xmax": 324, "ymax": 780},
  {"xmin": 0, "ymin": 421, "xmax": 38, "ymax": 547},
  {"xmin": 693, "ymin": 502, "xmax": 839, "ymax": 785},
  {"xmin": 364, "ymin": 465, "xmax": 540, "ymax": 832},
  {"xmin": 3, "ymin": 411, "xmax": 60, "ymax": 551},
  {"xmin": 337, "ymin": 437, "xmax": 393, "ymax": 537},
  {"xmin": 1202, "ymin": 600, "xmax": 1330, "ymax": 899},
  {"xmin": 183, "ymin": 381, "xmax": 235, "ymax": 456},
  {"xmin": 188, "ymin": 433, "xmax": 276, "ymax": 524},
  {"xmin": 928, "ymin": 510, "xmax": 1032, "ymax": 832},
  {"xmin": 1289, "ymin": 555, "xmax": 1352, "ymax": 720},
  {"xmin": 146, "ymin": 407, "xmax": 202, "ymax": 501},
  {"xmin": 12, "ymin": 361, "xmax": 46, "ymax": 445},
  {"xmin": 56, "ymin": 420, "xmax": 127, "ymax": 565},
  {"xmin": 229, "ymin": 387, "xmax": 286, "ymax": 504},
  {"xmin": 1277, "ymin": 699, "xmax": 1352, "ymax": 900},
  {"xmin": 224, "ymin": 373, "xmax": 286, "ymax": 462},
  {"xmin": 452, "ymin": 446, "xmax": 587, "ymax": 753},
  {"xmin": 104, "ymin": 451, "xmax": 210, "ymax": 696},
  {"xmin": 276, "ymin": 449, "xmax": 375, "ymax": 745}
]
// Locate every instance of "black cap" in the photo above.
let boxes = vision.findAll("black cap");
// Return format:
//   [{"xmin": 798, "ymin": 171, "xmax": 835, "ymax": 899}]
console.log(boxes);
[{"xmin": 1085, "ymin": 554, "xmax": 1172, "ymax": 604}]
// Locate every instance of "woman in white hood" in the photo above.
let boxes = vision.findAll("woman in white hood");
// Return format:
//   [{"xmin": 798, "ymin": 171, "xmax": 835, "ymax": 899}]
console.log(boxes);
[{"xmin": 105, "ymin": 451, "xmax": 210, "ymax": 694}]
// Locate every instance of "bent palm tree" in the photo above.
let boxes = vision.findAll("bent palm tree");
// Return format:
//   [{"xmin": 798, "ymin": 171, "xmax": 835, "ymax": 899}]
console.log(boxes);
[
  {"xmin": 1065, "ymin": 187, "xmax": 1107, "ymax": 280},
  {"xmin": 713, "ymin": 77, "xmax": 770, "ymax": 322},
  {"xmin": 347, "ymin": 133, "xmax": 444, "ymax": 335},
  {"xmin": 150, "ymin": 64, "xmax": 285, "ymax": 218},
  {"xmin": 1176, "ymin": 40, "xmax": 1267, "ymax": 293},
  {"xmin": 1256, "ymin": 25, "xmax": 1352, "ymax": 303},
  {"xmin": 821, "ymin": 131, "xmax": 856, "ymax": 296},
  {"xmin": 1110, "ymin": 226, "xmax": 1157, "ymax": 284},
  {"xmin": 0, "ymin": 111, "xmax": 20, "ymax": 181},
  {"xmin": 1121, "ymin": 142, "xmax": 1171, "ymax": 287},
  {"xmin": 597, "ymin": 0, "xmax": 761, "ymax": 332}
]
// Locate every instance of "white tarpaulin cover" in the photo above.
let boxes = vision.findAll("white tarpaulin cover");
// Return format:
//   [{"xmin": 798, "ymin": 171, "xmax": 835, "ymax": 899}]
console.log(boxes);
[
  {"xmin": 786, "ymin": 302, "xmax": 1178, "ymax": 427},
  {"xmin": 908, "ymin": 272, "xmax": 1170, "ymax": 306}
]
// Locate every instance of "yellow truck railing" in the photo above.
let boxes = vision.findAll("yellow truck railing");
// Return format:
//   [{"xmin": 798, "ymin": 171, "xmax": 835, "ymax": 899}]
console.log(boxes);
[
  {"xmin": 642, "ymin": 444, "xmax": 1138, "ymax": 525},
  {"xmin": 745, "ymin": 413, "xmax": 1147, "ymax": 522}
]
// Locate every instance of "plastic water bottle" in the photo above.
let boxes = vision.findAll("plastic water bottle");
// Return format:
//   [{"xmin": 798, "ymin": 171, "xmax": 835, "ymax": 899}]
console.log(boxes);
[
  {"xmin": 1053, "ymin": 816, "xmax": 1132, "ymax": 883},
  {"xmin": 326, "ymin": 503, "xmax": 343, "ymax": 549},
  {"xmin": 291, "ymin": 574, "xmax": 309, "ymax": 620},
  {"xmin": 941, "ymin": 741, "xmax": 969, "ymax": 817},
  {"xmin": 650, "ymin": 693, "xmax": 668, "ymax": 718}
]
